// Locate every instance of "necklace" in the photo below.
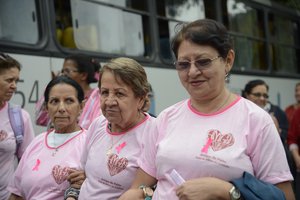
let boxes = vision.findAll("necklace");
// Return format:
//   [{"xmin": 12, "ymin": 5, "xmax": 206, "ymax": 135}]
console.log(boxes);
[
  {"xmin": 47, "ymin": 129, "xmax": 83, "ymax": 156},
  {"xmin": 106, "ymin": 133, "xmax": 127, "ymax": 156},
  {"xmin": 213, "ymin": 92, "xmax": 231, "ymax": 113}
]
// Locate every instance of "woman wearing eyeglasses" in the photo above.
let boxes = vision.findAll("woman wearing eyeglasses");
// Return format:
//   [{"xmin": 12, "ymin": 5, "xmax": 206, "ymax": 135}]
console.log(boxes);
[
  {"xmin": 119, "ymin": 19, "xmax": 294, "ymax": 200},
  {"xmin": 35, "ymin": 54, "xmax": 102, "ymax": 129},
  {"xmin": 242, "ymin": 79, "xmax": 289, "ymax": 144}
]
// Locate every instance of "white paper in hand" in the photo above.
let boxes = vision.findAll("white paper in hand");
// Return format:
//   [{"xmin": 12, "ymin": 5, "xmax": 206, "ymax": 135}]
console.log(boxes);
[{"xmin": 170, "ymin": 169, "xmax": 185, "ymax": 186}]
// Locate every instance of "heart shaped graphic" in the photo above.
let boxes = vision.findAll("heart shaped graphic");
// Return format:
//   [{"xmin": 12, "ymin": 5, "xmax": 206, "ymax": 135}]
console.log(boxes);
[
  {"xmin": 208, "ymin": 129, "xmax": 234, "ymax": 151},
  {"xmin": 52, "ymin": 165, "xmax": 70, "ymax": 184},
  {"xmin": 107, "ymin": 154, "xmax": 128, "ymax": 176},
  {"xmin": 0, "ymin": 130, "xmax": 8, "ymax": 141}
]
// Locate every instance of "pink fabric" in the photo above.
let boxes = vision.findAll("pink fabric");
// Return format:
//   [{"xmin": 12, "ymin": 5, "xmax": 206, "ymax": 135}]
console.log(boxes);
[
  {"xmin": 7, "ymin": 129, "xmax": 87, "ymax": 200},
  {"xmin": 0, "ymin": 102, "xmax": 35, "ymax": 200},
  {"xmin": 79, "ymin": 114, "xmax": 156, "ymax": 199},
  {"xmin": 79, "ymin": 88, "xmax": 102, "ymax": 129},
  {"xmin": 139, "ymin": 97, "xmax": 293, "ymax": 200}
]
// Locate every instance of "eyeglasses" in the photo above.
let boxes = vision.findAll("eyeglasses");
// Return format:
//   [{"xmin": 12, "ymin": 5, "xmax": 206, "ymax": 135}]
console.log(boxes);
[
  {"xmin": 61, "ymin": 68, "xmax": 79, "ymax": 75},
  {"xmin": 174, "ymin": 56, "xmax": 221, "ymax": 71},
  {"xmin": 250, "ymin": 93, "xmax": 269, "ymax": 99}
]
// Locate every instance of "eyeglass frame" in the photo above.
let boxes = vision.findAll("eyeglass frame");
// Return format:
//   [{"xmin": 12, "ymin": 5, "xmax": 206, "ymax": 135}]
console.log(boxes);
[
  {"xmin": 174, "ymin": 56, "xmax": 222, "ymax": 71},
  {"xmin": 61, "ymin": 68, "xmax": 79, "ymax": 75},
  {"xmin": 250, "ymin": 92, "xmax": 269, "ymax": 99}
]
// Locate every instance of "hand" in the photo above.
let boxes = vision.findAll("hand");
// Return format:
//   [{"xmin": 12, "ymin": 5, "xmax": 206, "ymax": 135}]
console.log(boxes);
[
  {"xmin": 176, "ymin": 177, "xmax": 232, "ymax": 200},
  {"xmin": 67, "ymin": 169, "xmax": 86, "ymax": 189},
  {"xmin": 118, "ymin": 188, "xmax": 144, "ymax": 200}
]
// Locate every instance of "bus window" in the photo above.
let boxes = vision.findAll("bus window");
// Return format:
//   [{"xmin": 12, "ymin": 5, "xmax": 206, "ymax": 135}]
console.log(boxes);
[
  {"xmin": 0, "ymin": 0, "xmax": 39, "ymax": 44},
  {"xmin": 54, "ymin": 0, "xmax": 150, "ymax": 58},
  {"xmin": 268, "ymin": 14, "xmax": 299, "ymax": 74},
  {"xmin": 156, "ymin": 0, "xmax": 205, "ymax": 62},
  {"xmin": 226, "ymin": 0, "xmax": 267, "ymax": 72}
]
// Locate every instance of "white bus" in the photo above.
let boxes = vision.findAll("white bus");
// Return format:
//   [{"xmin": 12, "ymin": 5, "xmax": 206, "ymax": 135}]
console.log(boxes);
[{"xmin": 0, "ymin": 0, "xmax": 299, "ymax": 133}]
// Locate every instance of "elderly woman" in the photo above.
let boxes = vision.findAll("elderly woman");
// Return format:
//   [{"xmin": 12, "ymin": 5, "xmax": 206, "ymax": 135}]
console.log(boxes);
[
  {"xmin": 8, "ymin": 76, "xmax": 87, "ymax": 200},
  {"xmin": 65, "ymin": 57, "xmax": 155, "ymax": 200},
  {"xmin": 35, "ymin": 54, "xmax": 101, "ymax": 129},
  {"xmin": 119, "ymin": 19, "xmax": 294, "ymax": 200},
  {"xmin": 0, "ymin": 53, "xmax": 34, "ymax": 200}
]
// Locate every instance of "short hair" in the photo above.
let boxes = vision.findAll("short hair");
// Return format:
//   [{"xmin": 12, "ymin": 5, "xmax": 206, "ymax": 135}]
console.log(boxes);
[
  {"xmin": 242, "ymin": 79, "xmax": 269, "ymax": 97},
  {"xmin": 0, "ymin": 53, "xmax": 21, "ymax": 74},
  {"xmin": 44, "ymin": 75, "xmax": 84, "ymax": 103},
  {"xmin": 99, "ymin": 57, "xmax": 149, "ymax": 98},
  {"xmin": 171, "ymin": 19, "xmax": 233, "ymax": 59},
  {"xmin": 64, "ymin": 54, "xmax": 101, "ymax": 84}
]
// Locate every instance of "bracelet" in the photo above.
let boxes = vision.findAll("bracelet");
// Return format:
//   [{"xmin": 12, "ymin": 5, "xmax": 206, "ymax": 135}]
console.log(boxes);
[
  {"xmin": 64, "ymin": 187, "xmax": 80, "ymax": 200},
  {"xmin": 139, "ymin": 185, "xmax": 154, "ymax": 200}
]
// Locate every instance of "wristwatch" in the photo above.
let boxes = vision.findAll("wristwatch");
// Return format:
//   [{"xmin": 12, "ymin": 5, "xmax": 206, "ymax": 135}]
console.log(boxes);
[
  {"xmin": 229, "ymin": 185, "xmax": 241, "ymax": 200},
  {"xmin": 139, "ymin": 185, "xmax": 154, "ymax": 200}
]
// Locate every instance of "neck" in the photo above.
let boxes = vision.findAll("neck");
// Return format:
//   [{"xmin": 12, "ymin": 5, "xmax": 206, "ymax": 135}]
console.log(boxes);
[
  {"xmin": 191, "ymin": 90, "xmax": 232, "ymax": 113},
  {"xmin": 54, "ymin": 124, "xmax": 81, "ymax": 134},
  {"xmin": 0, "ymin": 101, "xmax": 5, "ymax": 109},
  {"xmin": 80, "ymin": 84, "xmax": 92, "ymax": 98},
  {"xmin": 110, "ymin": 112, "xmax": 144, "ymax": 133}
]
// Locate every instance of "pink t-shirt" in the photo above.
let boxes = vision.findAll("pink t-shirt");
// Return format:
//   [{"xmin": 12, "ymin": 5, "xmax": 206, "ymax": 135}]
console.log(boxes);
[
  {"xmin": 0, "ymin": 102, "xmax": 34, "ymax": 200},
  {"xmin": 79, "ymin": 114, "xmax": 155, "ymax": 200},
  {"xmin": 78, "ymin": 88, "xmax": 102, "ymax": 129},
  {"xmin": 139, "ymin": 97, "xmax": 293, "ymax": 200},
  {"xmin": 7, "ymin": 129, "xmax": 86, "ymax": 200}
]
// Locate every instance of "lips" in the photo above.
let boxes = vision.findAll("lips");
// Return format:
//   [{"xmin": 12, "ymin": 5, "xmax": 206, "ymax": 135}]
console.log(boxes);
[{"xmin": 190, "ymin": 80, "xmax": 205, "ymax": 86}]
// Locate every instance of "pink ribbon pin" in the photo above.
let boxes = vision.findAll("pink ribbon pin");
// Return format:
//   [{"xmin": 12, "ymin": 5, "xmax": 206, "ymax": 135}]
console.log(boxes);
[
  {"xmin": 32, "ymin": 159, "xmax": 41, "ymax": 171},
  {"xmin": 116, "ymin": 142, "xmax": 126, "ymax": 154}
]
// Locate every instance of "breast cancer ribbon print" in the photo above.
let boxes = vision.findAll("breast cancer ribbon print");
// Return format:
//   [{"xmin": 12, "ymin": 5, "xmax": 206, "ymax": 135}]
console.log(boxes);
[{"xmin": 207, "ymin": 129, "xmax": 234, "ymax": 151}]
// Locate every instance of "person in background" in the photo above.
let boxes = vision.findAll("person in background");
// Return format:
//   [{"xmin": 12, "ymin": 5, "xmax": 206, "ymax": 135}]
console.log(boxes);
[
  {"xmin": 64, "ymin": 57, "xmax": 156, "ymax": 200},
  {"xmin": 242, "ymin": 79, "xmax": 289, "ymax": 145},
  {"xmin": 243, "ymin": 79, "xmax": 295, "ymax": 183},
  {"xmin": 287, "ymin": 107, "xmax": 300, "ymax": 200},
  {"xmin": 0, "ymin": 53, "xmax": 35, "ymax": 200},
  {"xmin": 142, "ymin": 83, "xmax": 156, "ymax": 117},
  {"xmin": 8, "ymin": 76, "xmax": 87, "ymax": 200},
  {"xmin": 285, "ymin": 82, "xmax": 300, "ymax": 124},
  {"xmin": 119, "ymin": 19, "xmax": 294, "ymax": 200},
  {"xmin": 35, "ymin": 54, "xmax": 102, "ymax": 129}
]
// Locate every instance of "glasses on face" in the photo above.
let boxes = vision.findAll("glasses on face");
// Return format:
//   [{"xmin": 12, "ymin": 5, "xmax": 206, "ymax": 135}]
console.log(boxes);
[
  {"xmin": 250, "ymin": 93, "xmax": 269, "ymax": 99},
  {"xmin": 174, "ymin": 56, "xmax": 221, "ymax": 71},
  {"xmin": 61, "ymin": 68, "xmax": 79, "ymax": 75}
]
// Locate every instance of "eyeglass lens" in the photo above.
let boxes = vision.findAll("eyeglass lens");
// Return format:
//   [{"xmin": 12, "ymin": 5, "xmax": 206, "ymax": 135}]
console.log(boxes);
[{"xmin": 251, "ymin": 93, "xmax": 269, "ymax": 98}]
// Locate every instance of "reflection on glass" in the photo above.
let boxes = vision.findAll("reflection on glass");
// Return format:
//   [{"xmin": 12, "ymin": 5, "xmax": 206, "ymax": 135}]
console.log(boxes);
[
  {"xmin": 233, "ymin": 36, "xmax": 267, "ymax": 71},
  {"xmin": 271, "ymin": 45, "xmax": 297, "ymax": 73},
  {"xmin": 227, "ymin": 0, "xmax": 264, "ymax": 38},
  {"xmin": 165, "ymin": 0, "xmax": 204, "ymax": 21},
  {"xmin": 268, "ymin": 14, "xmax": 295, "ymax": 45}
]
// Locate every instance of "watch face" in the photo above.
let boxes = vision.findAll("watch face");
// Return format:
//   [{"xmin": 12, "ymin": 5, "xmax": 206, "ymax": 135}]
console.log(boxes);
[
  {"xmin": 232, "ymin": 189, "xmax": 241, "ymax": 199},
  {"xmin": 230, "ymin": 187, "xmax": 241, "ymax": 200},
  {"xmin": 145, "ymin": 187, "xmax": 154, "ymax": 196}
]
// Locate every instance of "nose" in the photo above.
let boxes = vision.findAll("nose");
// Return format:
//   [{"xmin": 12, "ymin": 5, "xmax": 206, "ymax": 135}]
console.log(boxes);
[
  {"xmin": 105, "ymin": 95, "xmax": 117, "ymax": 106},
  {"xmin": 188, "ymin": 62, "xmax": 201, "ymax": 76},
  {"xmin": 11, "ymin": 81, "xmax": 17, "ymax": 90},
  {"xmin": 58, "ymin": 102, "xmax": 66, "ymax": 112}
]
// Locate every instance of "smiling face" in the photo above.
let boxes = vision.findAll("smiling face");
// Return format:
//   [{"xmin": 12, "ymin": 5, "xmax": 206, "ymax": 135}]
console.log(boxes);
[
  {"xmin": 0, "ymin": 67, "xmax": 20, "ymax": 105},
  {"xmin": 100, "ymin": 70, "xmax": 144, "ymax": 132},
  {"xmin": 46, "ymin": 83, "xmax": 83, "ymax": 133},
  {"xmin": 176, "ymin": 40, "xmax": 232, "ymax": 101},
  {"xmin": 245, "ymin": 84, "xmax": 268, "ymax": 108}
]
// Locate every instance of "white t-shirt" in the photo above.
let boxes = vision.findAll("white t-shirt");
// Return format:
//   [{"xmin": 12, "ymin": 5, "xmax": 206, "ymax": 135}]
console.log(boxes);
[
  {"xmin": 0, "ymin": 102, "xmax": 34, "ymax": 200},
  {"xmin": 7, "ymin": 129, "xmax": 86, "ymax": 200},
  {"xmin": 139, "ymin": 97, "xmax": 293, "ymax": 200},
  {"xmin": 79, "ymin": 114, "xmax": 156, "ymax": 200}
]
